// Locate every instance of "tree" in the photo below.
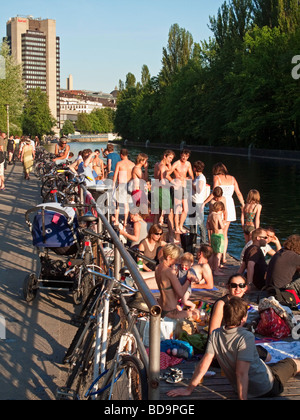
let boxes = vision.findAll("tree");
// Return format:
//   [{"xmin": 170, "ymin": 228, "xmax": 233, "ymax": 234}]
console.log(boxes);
[
  {"xmin": 160, "ymin": 24, "xmax": 194, "ymax": 85},
  {"xmin": 60, "ymin": 120, "xmax": 75, "ymax": 136},
  {"xmin": 141, "ymin": 65, "xmax": 151, "ymax": 87},
  {"xmin": 125, "ymin": 72, "xmax": 137, "ymax": 89},
  {"xmin": 22, "ymin": 88, "xmax": 56, "ymax": 137},
  {"xmin": 76, "ymin": 112, "xmax": 93, "ymax": 133},
  {"xmin": 0, "ymin": 40, "xmax": 25, "ymax": 135}
]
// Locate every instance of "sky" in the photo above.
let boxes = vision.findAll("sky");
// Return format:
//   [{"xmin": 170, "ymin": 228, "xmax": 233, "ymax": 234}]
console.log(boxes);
[{"xmin": 0, "ymin": 0, "xmax": 225, "ymax": 93}]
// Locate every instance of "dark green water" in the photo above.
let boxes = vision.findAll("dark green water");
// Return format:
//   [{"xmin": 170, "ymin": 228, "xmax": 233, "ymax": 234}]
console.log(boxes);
[{"xmin": 57, "ymin": 141, "xmax": 300, "ymax": 260}]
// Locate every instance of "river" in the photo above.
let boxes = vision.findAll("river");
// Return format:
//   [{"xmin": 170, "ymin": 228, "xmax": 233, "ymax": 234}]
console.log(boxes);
[{"xmin": 48, "ymin": 141, "xmax": 300, "ymax": 260}]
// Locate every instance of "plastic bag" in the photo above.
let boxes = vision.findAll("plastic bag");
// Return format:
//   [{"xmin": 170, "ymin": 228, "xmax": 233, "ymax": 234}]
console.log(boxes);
[{"xmin": 256, "ymin": 308, "xmax": 291, "ymax": 339}]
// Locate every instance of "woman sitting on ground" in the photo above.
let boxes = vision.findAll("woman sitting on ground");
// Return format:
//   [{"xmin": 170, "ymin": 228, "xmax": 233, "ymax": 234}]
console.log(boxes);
[
  {"xmin": 119, "ymin": 211, "xmax": 148, "ymax": 248},
  {"xmin": 155, "ymin": 244, "xmax": 199, "ymax": 320},
  {"xmin": 207, "ymin": 273, "xmax": 271, "ymax": 362},
  {"xmin": 138, "ymin": 224, "xmax": 166, "ymax": 272}
]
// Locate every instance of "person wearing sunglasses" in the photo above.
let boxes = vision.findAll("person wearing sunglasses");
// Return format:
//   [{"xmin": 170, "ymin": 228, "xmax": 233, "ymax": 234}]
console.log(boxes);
[
  {"xmin": 167, "ymin": 297, "xmax": 298, "ymax": 400},
  {"xmin": 238, "ymin": 228, "xmax": 268, "ymax": 290},
  {"xmin": 53, "ymin": 137, "xmax": 70, "ymax": 163},
  {"xmin": 138, "ymin": 224, "xmax": 167, "ymax": 272},
  {"xmin": 208, "ymin": 274, "xmax": 248, "ymax": 336}
]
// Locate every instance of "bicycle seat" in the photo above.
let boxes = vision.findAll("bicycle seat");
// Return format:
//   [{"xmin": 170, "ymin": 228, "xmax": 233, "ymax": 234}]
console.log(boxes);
[
  {"xmin": 79, "ymin": 211, "xmax": 98, "ymax": 224},
  {"xmin": 127, "ymin": 292, "xmax": 149, "ymax": 313}
]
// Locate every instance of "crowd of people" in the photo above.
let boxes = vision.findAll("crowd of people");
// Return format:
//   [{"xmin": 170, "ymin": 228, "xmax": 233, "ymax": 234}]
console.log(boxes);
[
  {"xmin": 63, "ymin": 144, "xmax": 300, "ymax": 313},
  {"xmin": 0, "ymin": 131, "xmax": 40, "ymax": 185},
  {"xmin": 66, "ymin": 143, "xmax": 300, "ymax": 400},
  {"xmin": 3, "ymin": 136, "xmax": 300, "ymax": 399}
]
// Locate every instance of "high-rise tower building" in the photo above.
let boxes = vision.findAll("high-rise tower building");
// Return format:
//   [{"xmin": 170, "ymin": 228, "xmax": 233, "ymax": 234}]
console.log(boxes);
[{"xmin": 6, "ymin": 16, "xmax": 60, "ymax": 127}]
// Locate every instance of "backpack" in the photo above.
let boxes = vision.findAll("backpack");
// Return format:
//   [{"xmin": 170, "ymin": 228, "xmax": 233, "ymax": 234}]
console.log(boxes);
[{"xmin": 266, "ymin": 285, "xmax": 299, "ymax": 309}]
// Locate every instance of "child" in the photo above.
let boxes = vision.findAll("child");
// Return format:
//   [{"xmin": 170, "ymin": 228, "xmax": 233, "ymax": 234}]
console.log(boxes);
[
  {"xmin": 207, "ymin": 201, "xmax": 226, "ymax": 275},
  {"xmin": 188, "ymin": 244, "xmax": 214, "ymax": 290},
  {"xmin": 241, "ymin": 189, "xmax": 262, "ymax": 243},
  {"xmin": 176, "ymin": 252, "xmax": 197, "ymax": 311},
  {"xmin": 189, "ymin": 160, "xmax": 207, "ymax": 244},
  {"xmin": 206, "ymin": 186, "xmax": 227, "ymax": 242},
  {"xmin": 131, "ymin": 153, "xmax": 149, "ymax": 208}
]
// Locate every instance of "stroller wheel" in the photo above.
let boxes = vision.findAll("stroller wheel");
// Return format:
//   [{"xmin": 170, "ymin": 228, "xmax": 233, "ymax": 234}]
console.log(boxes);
[{"xmin": 23, "ymin": 274, "xmax": 38, "ymax": 303}]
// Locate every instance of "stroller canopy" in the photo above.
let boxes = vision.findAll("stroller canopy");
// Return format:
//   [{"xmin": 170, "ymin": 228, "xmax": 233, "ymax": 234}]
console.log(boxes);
[{"xmin": 26, "ymin": 203, "xmax": 79, "ymax": 250}]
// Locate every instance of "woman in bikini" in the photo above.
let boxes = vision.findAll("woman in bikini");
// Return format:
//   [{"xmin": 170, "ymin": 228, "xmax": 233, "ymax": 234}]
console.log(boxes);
[{"xmin": 155, "ymin": 244, "xmax": 197, "ymax": 319}]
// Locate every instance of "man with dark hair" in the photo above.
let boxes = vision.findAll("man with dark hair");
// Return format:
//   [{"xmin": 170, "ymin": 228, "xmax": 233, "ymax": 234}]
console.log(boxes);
[
  {"xmin": 266, "ymin": 234, "xmax": 300, "ymax": 294},
  {"xmin": 239, "ymin": 228, "xmax": 268, "ymax": 290},
  {"xmin": 167, "ymin": 297, "xmax": 300, "ymax": 400}
]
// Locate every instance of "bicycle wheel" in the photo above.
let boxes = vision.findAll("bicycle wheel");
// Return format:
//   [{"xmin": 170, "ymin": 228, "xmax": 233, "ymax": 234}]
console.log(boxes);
[
  {"xmin": 63, "ymin": 283, "xmax": 104, "ymax": 364},
  {"xmin": 75, "ymin": 311, "xmax": 122, "ymax": 400},
  {"xmin": 59, "ymin": 327, "xmax": 96, "ymax": 400},
  {"xmin": 100, "ymin": 355, "xmax": 148, "ymax": 401}
]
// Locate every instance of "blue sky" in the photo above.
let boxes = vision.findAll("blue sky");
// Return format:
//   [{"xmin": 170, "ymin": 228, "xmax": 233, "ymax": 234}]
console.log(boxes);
[{"xmin": 1, "ymin": 0, "xmax": 224, "ymax": 93}]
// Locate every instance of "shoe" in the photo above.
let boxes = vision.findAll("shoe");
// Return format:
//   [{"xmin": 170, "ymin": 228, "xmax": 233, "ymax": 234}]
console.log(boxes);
[
  {"xmin": 165, "ymin": 373, "xmax": 183, "ymax": 384},
  {"xmin": 160, "ymin": 368, "xmax": 183, "ymax": 383}
]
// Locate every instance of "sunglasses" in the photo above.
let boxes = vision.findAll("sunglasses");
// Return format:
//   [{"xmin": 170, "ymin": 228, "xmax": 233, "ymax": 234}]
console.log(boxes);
[
  {"xmin": 258, "ymin": 236, "xmax": 268, "ymax": 239},
  {"xmin": 229, "ymin": 283, "xmax": 247, "ymax": 289},
  {"xmin": 154, "ymin": 232, "xmax": 163, "ymax": 236}
]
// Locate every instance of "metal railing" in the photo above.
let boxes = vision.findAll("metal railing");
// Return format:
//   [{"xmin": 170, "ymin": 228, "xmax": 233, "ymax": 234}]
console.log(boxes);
[{"xmin": 80, "ymin": 183, "xmax": 162, "ymax": 400}]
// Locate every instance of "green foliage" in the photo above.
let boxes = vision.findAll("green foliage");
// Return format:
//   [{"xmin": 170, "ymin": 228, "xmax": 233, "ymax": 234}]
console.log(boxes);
[
  {"xmin": 60, "ymin": 120, "xmax": 75, "ymax": 136},
  {"xmin": 0, "ymin": 40, "xmax": 25, "ymax": 135},
  {"xmin": 22, "ymin": 88, "xmax": 56, "ymax": 138},
  {"xmin": 115, "ymin": 1, "xmax": 300, "ymax": 150},
  {"xmin": 75, "ymin": 107, "xmax": 115, "ymax": 134}
]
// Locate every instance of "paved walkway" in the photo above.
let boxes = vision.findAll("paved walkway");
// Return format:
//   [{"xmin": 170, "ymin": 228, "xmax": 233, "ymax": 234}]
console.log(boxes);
[{"xmin": 0, "ymin": 162, "xmax": 76, "ymax": 400}]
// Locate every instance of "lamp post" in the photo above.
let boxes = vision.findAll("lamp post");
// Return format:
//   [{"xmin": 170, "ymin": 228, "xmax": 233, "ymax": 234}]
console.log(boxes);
[{"xmin": 6, "ymin": 104, "xmax": 9, "ymax": 139}]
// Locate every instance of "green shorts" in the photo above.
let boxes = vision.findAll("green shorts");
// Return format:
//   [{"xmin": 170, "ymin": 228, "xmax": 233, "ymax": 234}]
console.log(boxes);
[
  {"xmin": 211, "ymin": 233, "xmax": 225, "ymax": 254},
  {"xmin": 153, "ymin": 187, "xmax": 173, "ymax": 212}
]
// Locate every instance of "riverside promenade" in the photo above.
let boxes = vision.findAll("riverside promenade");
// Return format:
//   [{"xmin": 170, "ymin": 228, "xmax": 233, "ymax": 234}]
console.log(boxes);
[{"xmin": 0, "ymin": 161, "xmax": 76, "ymax": 400}]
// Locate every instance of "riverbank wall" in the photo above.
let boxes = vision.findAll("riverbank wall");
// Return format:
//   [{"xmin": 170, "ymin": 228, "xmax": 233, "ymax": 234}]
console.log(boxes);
[
  {"xmin": 122, "ymin": 140, "xmax": 300, "ymax": 162},
  {"xmin": 68, "ymin": 133, "xmax": 120, "ymax": 143}
]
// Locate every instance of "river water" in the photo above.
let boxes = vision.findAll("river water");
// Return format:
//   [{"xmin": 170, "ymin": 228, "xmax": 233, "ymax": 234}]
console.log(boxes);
[{"xmin": 51, "ymin": 141, "xmax": 300, "ymax": 260}]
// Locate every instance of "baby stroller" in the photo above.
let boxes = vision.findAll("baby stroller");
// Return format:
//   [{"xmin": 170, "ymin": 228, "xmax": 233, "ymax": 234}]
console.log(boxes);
[{"xmin": 23, "ymin": 202, "xmax": 81, "ymax": 303}]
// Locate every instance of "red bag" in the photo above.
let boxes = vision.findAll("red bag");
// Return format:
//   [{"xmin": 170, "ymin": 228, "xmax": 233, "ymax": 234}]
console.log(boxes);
[{"xmin": 256, "ymin": 308, "xmax": 291, "ymax": 339}]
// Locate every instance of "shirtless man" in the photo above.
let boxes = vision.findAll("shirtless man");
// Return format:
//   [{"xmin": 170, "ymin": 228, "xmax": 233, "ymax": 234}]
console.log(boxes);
[
  {"xmin": 155, "ymin": 244, "xmax": 197, "ymax": 320},
  {"xmin": 113, "ymin": 149, "xmax": 135, "ymax": 225},
  {"xmin": 188, "ymin": 244, "xmax": 214, "ymax": 290},
  {"xmin": 171, "ymin": 149, "xmax": 194, "ymax": 233},
  {"xmin": 153, "ymin": 150, "xmax": 175, "ymax": 238}
]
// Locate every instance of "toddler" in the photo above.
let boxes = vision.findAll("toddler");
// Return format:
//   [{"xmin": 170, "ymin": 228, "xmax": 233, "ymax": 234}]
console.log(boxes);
[{"xmin": 176, "ymin": 252, "xmax": 197, "ymax": 311}]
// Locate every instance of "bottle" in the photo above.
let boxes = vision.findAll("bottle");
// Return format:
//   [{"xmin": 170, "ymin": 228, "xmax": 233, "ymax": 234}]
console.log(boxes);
[{"xmin": 137, "ymin": 258, "xmax": 143, "ymax": 272}]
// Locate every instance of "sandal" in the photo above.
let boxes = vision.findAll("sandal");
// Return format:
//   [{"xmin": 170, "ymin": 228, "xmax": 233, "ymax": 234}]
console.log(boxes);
[
  {"xmin": 166, "ymin": 372, "xmax": 183, "ymax": 384},
  {"xmin": 160, "ymin": 368, "xmax": 183, "ymax": 382}
]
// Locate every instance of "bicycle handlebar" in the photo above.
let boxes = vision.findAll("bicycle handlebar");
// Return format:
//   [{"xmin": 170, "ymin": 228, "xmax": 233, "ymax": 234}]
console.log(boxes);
[{"xmin": 86, "ymin": 268, "xmax": 138, "ymax": 294}]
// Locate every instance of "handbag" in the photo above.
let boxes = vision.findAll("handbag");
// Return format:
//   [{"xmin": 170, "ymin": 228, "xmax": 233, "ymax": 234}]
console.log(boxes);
[
  {"xmin": 0, "ymin": 151, "xmax": 4, "ymax": 164},
  {"xmin": 256, "ymin": 308, "xmax": 291, "ymax": 339}
]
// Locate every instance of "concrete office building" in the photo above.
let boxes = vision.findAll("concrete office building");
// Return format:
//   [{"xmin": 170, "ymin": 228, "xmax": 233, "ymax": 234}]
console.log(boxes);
[
  {"xmin": 6, "ymin": 15, "xmax": 60, "ymax": 127},
  {"xmin": 66, "ymin": 74, "xmax": 73, "ymax": 91}
]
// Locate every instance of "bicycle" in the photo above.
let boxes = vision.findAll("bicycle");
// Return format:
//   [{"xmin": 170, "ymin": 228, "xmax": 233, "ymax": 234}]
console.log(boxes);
[
  {"xmin": 65, "ymin": 207, "xmax": 109, "ymax": 305},
  {"xmin": 57, "ymin": 268, "xmax": 149, "ymax": 400}
]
